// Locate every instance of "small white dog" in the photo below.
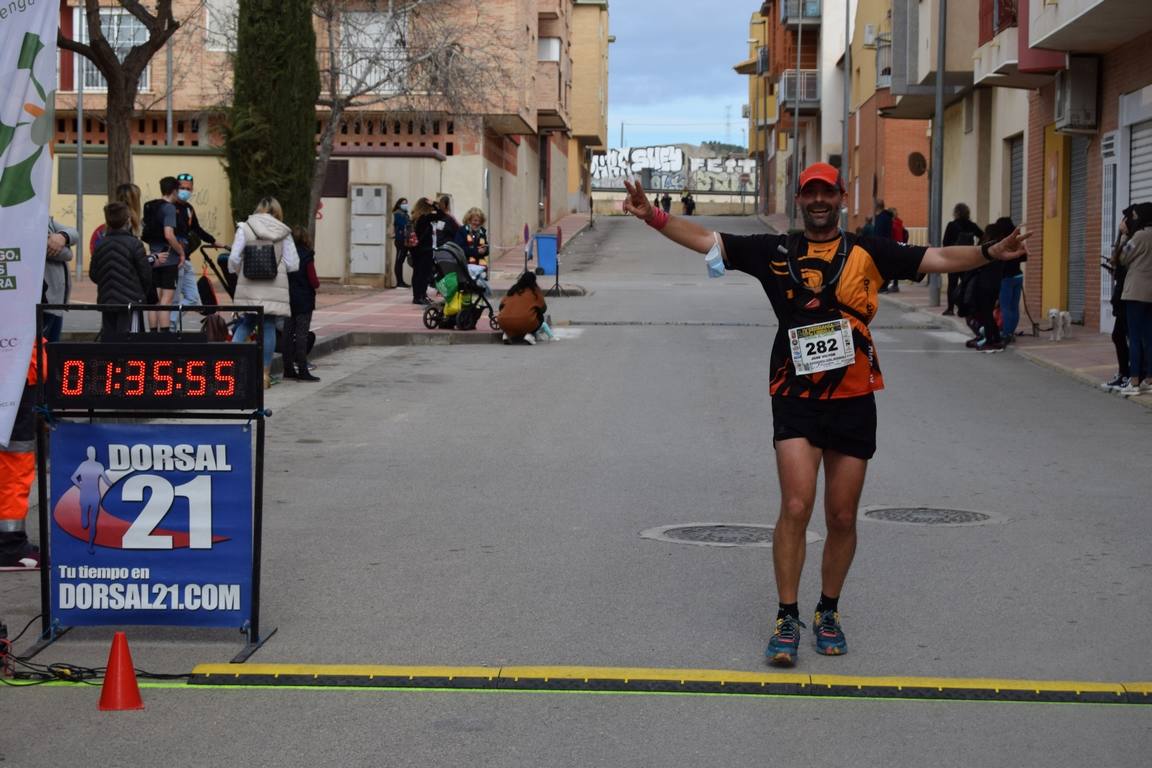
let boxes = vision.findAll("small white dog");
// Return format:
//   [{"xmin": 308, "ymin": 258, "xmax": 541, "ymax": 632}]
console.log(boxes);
[{"xmin": 1048, "ymin": 308, "xmax": 1072, "ymax": 341}]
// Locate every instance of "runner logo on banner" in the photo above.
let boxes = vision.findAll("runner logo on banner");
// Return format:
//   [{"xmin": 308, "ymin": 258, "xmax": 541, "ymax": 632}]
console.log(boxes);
[
  {"xmin": 49, "ymin": 423, "xmax": 254, "ymax": 628},
  {"xmin": 0, "ymin": 1, "xmax": 58, "ymax": 446}
]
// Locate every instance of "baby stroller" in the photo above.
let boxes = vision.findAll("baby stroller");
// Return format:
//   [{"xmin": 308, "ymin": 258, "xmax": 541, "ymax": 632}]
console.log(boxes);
[{"xmin": 422, "ymin": 241, "xmax": 500, "ymax": 331}]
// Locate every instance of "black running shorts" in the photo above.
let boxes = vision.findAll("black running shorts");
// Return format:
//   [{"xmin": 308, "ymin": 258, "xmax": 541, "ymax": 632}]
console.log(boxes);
[
  {"xmin": 771, "ymin": 394, "xmax": 877, "ymax": 460},
  {"xmin": 153, "ymin": 264, "xmax": 178, "ymax": 290}
]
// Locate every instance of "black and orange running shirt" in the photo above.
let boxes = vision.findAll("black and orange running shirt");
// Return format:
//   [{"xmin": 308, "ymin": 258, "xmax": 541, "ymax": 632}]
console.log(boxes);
[{"xmin": 720, "ymin": 232, "xmax": 926, "ymax": 399}]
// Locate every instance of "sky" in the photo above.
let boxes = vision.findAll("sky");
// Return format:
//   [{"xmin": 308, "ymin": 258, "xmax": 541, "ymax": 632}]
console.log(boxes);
[{"xmin": 605, "ymin": 1, "xmax": 755, "ymax": 150}]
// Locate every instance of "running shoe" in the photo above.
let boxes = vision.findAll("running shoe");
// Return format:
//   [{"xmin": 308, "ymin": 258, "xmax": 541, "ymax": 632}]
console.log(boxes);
[
  {"xmin": 1119, "ymin": 382, "xmax": 1142, "ymax": 397},
  {"xmin": 765, "ymin": 615, "xmax": 806, "ymax": 667},
  {"xmin": 812, "ymin": 609, "xmax": 848, "ymax": 656}
]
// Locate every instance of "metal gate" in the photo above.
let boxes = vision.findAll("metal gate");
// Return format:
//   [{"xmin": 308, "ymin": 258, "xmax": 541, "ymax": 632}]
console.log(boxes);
[
  {"xmin": 1067, "ymin": 137, "xmax": 1089, "ymax": 323},
  {"xmin": 1130, "ymin": 119, "xmax": 1152, "ymax": 204}
]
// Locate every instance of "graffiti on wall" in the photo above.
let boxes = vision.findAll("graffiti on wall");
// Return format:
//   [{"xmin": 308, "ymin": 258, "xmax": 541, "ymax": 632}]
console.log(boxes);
[{"xmin": 591, "ymin": 145, "xmax": 757, "ymax": 193}]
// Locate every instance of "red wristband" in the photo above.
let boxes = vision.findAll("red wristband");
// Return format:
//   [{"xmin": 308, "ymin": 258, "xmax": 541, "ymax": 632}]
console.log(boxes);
[{"xmin": 646, "ymin": 207, "xmax": 670, "ymax": 231}]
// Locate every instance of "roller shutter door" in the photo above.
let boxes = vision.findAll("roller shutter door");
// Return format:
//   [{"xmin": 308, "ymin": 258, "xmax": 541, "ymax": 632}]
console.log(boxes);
[
  {"xmin": 1130, "ymin": 120, "xmax": 1152, "ymax": 204},
  {"xmin": 1009, "ymin": 136, "xmax": 1024, "ymax": 225}
]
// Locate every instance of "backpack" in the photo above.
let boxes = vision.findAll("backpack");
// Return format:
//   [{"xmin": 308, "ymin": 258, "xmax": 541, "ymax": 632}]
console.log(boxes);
[
  {"xmin": 141, "ymin": 199, "xmax": 167, "ymax": 244},
  {"xmin": 240, "ymin": 222, "xmax": 282, "ymax": 280}
]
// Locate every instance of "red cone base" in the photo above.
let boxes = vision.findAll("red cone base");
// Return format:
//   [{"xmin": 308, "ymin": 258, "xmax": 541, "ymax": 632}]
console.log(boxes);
[{"xmin": 98, "ymin": 631, "xmax": 144, "ymax": 711}]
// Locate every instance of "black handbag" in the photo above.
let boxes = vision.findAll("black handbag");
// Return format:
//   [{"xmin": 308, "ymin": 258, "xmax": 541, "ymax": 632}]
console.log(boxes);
[{"xmin": 242, "ymin": 243, "xmax": 279, "ymax": 280}]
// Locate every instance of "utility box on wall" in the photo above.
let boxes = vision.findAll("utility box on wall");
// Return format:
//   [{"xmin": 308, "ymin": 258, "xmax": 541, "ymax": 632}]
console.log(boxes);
[{"xmin": 349, "ymin": 184, "xmax": 390, "ymax": 281}]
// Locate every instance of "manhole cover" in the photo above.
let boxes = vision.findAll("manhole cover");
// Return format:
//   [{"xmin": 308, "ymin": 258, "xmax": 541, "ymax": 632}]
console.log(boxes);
[
  {"xmin": 863, "ymin": 507, "xmax": 993, "ymax": 525},
  {"xmin": 640, "ymin": 523, "xmax": 823, "ymax": 548}
]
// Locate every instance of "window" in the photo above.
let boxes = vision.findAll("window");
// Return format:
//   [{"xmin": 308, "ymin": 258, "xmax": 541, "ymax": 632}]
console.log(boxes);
[
  {"xmin": 71, "ymin": 8, "xmax": 150, "ymax": 92},
  {"xmin": 538, "ymin": 37, "xmax": 561, "ymax": 62},
  {"xmin": 205, "ymin": 0, "xmax": 238, "ymax": 53},
  {"xmin": 340, "ymin": 11, "xmax": 407, "ymax": 94}
]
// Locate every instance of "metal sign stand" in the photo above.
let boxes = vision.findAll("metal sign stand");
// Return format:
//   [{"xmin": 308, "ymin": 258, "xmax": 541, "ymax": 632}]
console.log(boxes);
[{"xmin": 25, "ymin": 304, "xmax": 276, "ymax": 663}]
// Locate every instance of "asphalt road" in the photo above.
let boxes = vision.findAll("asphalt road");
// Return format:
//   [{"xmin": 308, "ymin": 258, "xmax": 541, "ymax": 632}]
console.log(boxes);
[{"xmin": 3, "ymin": 216, "xmax": 1150, "ymax": 766}]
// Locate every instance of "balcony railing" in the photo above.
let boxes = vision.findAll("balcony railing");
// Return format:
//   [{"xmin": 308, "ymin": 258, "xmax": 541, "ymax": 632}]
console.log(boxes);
[
  {"xmin": 875, "ymin": 34, "xmax": 892, "ymax": 88},
  {"xmin": 978, "ymin": 0, "xmax": 1018, "ymax": 46},
  {"xmin": 318, "ymin": 47, "xmax": 414, "ymax": 96},
  {"xmin": 778, "ymin": 69, "xmax": 820, "ymax": 104},
  {"xmin": 780, "ymin": 0, "xmax": 821, "ymax": 25}
]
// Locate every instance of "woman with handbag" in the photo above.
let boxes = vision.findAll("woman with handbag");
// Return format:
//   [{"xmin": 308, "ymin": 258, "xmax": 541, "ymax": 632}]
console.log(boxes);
[
  {"xmin": 392, "ymin": 197, "xmax": 412, "ymax": 289},
  {"xmin": 227, "ymin": 196, "xmax": 300, "ymax": 388}
]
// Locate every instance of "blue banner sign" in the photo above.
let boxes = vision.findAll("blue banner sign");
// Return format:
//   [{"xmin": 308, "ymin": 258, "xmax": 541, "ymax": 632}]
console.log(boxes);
[{"xmin": 49, "ymin": 423, "xmax": 253, "ymax": 628}]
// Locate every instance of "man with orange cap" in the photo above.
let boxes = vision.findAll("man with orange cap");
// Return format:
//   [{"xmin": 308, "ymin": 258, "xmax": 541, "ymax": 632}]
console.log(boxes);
[
  {"xmin": 624, "ymin": 162, "xmax": 1030, "ymax": 666},
  {"xmin": 0, "ymin": 343, "xmax": 46, "ymax": 569}
]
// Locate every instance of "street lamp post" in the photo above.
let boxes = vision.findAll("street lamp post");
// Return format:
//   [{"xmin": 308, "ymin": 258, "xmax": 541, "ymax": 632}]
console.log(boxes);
[{"xmin": 927, "ymin": 0, "xmax": 948, "ymax": 305}]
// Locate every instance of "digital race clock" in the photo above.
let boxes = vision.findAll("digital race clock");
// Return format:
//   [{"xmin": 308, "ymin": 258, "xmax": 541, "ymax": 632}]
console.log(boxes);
[{"xmin": 45, "ymin": 342, "xmax": 263, "ymax": 410}]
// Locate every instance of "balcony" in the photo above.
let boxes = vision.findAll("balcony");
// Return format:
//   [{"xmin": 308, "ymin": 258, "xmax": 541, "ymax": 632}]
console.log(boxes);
[
  {"xmin": 978, "ymin": 0, "xmax": 1017, "ymax": 47},
  {"xmin": 875, "ymin": 34, "xmax": 892, "ymax": 88},
  {"xmin": 973, "ymin": 21, "xmax": 1052, "ymax": 89},
  {"xmin": 1030, "ymin": 0, "xmax": 1152, "ymax": 53},
  {"xmin": 318, "ymin": 47, "xmax": 408, "ymax": 96},
  {"xmin": 780, "ymin": 0, "xmax": 821, "ymax": 27},
  {"xmin": 777, "ymin": 69, "xmax": 820, "ymax": 112},
  {"xmin": 536, "ymin": 60, "xmax": 571, "ymax": 130},
  {"xmin": 538, "ymin": 0, "xmax": 562, "ymax": 21}
]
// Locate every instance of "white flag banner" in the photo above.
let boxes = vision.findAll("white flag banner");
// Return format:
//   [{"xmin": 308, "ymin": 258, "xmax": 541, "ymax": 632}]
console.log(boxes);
[{"xmin": 0, "ymin": 2, "xmax": 58, "ymax": 447}]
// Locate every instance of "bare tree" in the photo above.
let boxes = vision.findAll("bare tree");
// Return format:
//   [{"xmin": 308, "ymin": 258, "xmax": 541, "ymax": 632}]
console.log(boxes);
[
  {"xmin": 310, "ymin": 0, "xmax": 508, "ymax": 224},
  {"xmin": 57, "ymin": 1, "xmax": 195, "ymax": 195}
]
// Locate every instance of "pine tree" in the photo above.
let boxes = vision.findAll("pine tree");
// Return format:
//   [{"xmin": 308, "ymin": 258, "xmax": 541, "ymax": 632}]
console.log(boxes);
[{"xmin": 226, "ymin": 0, "xmax": 320, "ymax": 228}]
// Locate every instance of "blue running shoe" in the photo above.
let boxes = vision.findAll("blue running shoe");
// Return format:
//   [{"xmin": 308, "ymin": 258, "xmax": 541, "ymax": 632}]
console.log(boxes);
[
  {"xmin": 765, "ymin": 615, "xmax": 806, "ymax": 667},
  {"xmin": 813, "ymin": 609, "xmax": 848, "ymax": 656}
]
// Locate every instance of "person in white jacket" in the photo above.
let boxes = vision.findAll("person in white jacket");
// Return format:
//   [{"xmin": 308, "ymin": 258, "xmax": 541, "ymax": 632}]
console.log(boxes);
[{"xmin": 228, "ymin": 196, "xmax": 299, "ymax": 388}]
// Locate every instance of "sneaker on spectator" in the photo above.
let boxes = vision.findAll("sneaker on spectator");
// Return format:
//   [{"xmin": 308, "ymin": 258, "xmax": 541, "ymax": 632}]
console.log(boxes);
[
  {"xmin": 965, "ymin": 338, "xmax": 982, "ymax": 349},
  {"xmin": 0, "ymin": 541, "xmax": 40, "ymax": 571},
  {"xmin": 1119, "ymin": 381, "xmax": 1142, "ymax": 396},
  {"xmin": 1102, "ymin": 374, "xmax": 1129, "ymax": 392},
  {"xmin": 523, "ymin": 334, "xmax": 536, "ymax": 345},
  {"xmin": 980, "ymin": 341, "xmax": 1005, "ymax": 353}
]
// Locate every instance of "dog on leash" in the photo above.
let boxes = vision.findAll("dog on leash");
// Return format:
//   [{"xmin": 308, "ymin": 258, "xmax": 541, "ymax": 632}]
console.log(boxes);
[{"xmin": 1048, "ymin": 308, "xmax": 1072, "ymax": 341}]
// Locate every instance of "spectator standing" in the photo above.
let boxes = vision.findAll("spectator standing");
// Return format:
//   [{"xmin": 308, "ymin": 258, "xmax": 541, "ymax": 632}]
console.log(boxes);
[
  {"xmin": 660, "ymin": 192, "xmax": 672, "ymax": 213},
  {"xmin": 1102, "ymin": 205, "xmax": 1140, "ymax": 391},
  {"xmin": 884, "ymin": 208, "xmax": 907, "ymax": 292},
  {"xmin": 964, "ymin": 218, "xmax": 1010, "ymax": 353},
  {"xmin": 412, "ymin": 197, "xmax": 458, "ymax": 305},
  {"xmin": 941, "ymin": 203, "xmax": 983, "ymax": 315},
  {"xmin": 392, "ymin": 197, "xmax": 411, "ymax": 289},
  {"xmin": 456, "ymin": 207, "xmax": 493, "ymax": 298},
  {"xmin": 1117, "ymin": 203, "xmax": 1152, "ymax": 397},
  {"xmin": 0, "ymin": 344, "xmax": 45, "ymax": 569},
  {"xmin": 43, "ymin": 218, "xmax": 79, "ymax": 342},
  {"xmin": 283, "ymin": 226, "xmax": 320, "ymax": 382},
  {"xmin": 89, "ymin": 202, "xmax": 151, "ymax": 337},
  {"xmin": 170, "ymin": 172, "xmax": 217, "ymax": 326},
  {"xmin": 998, "ymin": 220, "xmax": 1029, "ymax": 345},
  {"xmin": 89, "ymin": 182, "xmax": 142, "ymax": 253},
  {"xmin": 227, "ymin": 196, "xmax": 300, "ymax": 389},
  {"xmin": 142, "ymin": 176, "xmax": 186, "ymax": 331}
]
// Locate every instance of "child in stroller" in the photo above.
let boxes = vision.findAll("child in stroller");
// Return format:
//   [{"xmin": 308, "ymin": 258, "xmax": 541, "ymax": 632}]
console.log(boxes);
[{"xmin": 422, "ymin": 241, "xmax": 500, "ymax": 331}]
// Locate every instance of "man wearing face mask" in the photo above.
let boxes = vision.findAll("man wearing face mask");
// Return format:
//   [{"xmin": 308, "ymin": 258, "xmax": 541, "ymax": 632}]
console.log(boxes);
[
  {"xmin": 624, "ymin": 162, "xmax": 1030, "ymax": 667},
  {"xmin": 171, "ymin": 172, "xmax": 217, "ymax": 325}
]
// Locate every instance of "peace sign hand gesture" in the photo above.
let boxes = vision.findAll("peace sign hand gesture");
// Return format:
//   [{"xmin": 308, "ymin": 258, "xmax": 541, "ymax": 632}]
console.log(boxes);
[
  {"xmin": 623, "ymin": 179, "xmax": 655, "ymax": 222},
  {"xmin": 988, "ymin": 227, "xmax": 1031, "ymax": 261}
]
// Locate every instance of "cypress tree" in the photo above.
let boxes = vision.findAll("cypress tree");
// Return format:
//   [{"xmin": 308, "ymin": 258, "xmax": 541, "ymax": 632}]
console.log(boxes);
[{"xmin": 226, "ymin": 0, "xmax": 320, "ymax": 228}]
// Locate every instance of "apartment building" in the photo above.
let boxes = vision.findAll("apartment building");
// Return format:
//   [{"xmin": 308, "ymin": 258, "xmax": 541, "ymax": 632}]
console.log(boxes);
[
  {"xmin": 845, "ymin": 0, "xmax": 930, "ymax": 235},
  {"xmin": 50, "ymin": 0, "xmax": 610, "ymax": 282}
]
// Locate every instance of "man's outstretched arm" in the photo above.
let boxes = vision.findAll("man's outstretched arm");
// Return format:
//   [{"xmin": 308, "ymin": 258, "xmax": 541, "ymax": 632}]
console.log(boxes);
[{"xmin": 623, "ymin": 179, "xmax": 718, "ymax": 256}]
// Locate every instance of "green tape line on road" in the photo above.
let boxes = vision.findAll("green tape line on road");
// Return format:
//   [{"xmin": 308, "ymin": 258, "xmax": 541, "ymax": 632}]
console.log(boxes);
[{"xmin": 185, "ymin": 664, "xmax": 1152, "ymax": 706}]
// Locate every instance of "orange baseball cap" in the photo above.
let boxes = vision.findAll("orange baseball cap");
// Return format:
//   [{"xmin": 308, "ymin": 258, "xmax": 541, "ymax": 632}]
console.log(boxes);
[{"xmin": 798, "ymin": 162, "xmax": 845, "ymax": 192}]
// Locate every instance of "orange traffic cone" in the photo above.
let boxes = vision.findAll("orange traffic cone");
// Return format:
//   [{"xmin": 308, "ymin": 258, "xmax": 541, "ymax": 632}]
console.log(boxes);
[{"xmin": 98, "ymin": 631, "xmax": 144, "ymax": 711}]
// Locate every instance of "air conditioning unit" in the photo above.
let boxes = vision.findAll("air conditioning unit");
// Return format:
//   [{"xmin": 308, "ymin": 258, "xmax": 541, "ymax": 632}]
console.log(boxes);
[
  {"xmin": 1055, "ymin": 55, "xmax": 1099, "ymax": 134},
  {"xmin": 863, "ymin": 24, "xmax": 877, "ymax": 48}
]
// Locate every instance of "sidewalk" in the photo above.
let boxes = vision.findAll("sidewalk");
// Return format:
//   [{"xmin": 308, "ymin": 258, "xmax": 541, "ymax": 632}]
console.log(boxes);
[{"xmin": 66, "ymin": 211, "xmax": 595, "ymax": 343}]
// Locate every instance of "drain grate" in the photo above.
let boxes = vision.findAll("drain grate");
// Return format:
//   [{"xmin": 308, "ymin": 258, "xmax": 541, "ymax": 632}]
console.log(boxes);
[
  {"xmin": 864, "ymin": 507, "xmax": 992, "ymax": 525},
  {"xmin": 640, "ymin": 523, "xmax": 823, "ymax": 548}
]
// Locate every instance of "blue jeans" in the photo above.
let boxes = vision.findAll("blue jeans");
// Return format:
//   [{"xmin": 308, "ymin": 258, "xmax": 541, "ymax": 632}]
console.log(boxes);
[
  {"xmin": 42, "ymin": 313, "xmax": 63, "ymax": 343},
  {"xmin": 170, "ymin": 260, "xmax": 200, "ymax": 326},
  {"xmin": 1126, "ymin": 301, "xmax": 1152, "ymax": 381},
  {"xmin": 999, "ymin": 274, "xmax": 1023, "ymax": 337},
  {"xmin": 230, "ymin": 313, "xmax": 278, "ymax": 368}
]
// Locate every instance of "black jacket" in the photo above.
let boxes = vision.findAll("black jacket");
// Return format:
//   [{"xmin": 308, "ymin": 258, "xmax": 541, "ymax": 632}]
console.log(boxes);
[
  {"xmin": 89, "ymin": 229, "xmax": 152, "ymax": 305},
  {"xmin": 288, "ymin": 245, "xmax": 317, "ymax": 315},
  {"xmin": 415, "ymin": 210, "xmax": 459, "ymax": 254}
]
